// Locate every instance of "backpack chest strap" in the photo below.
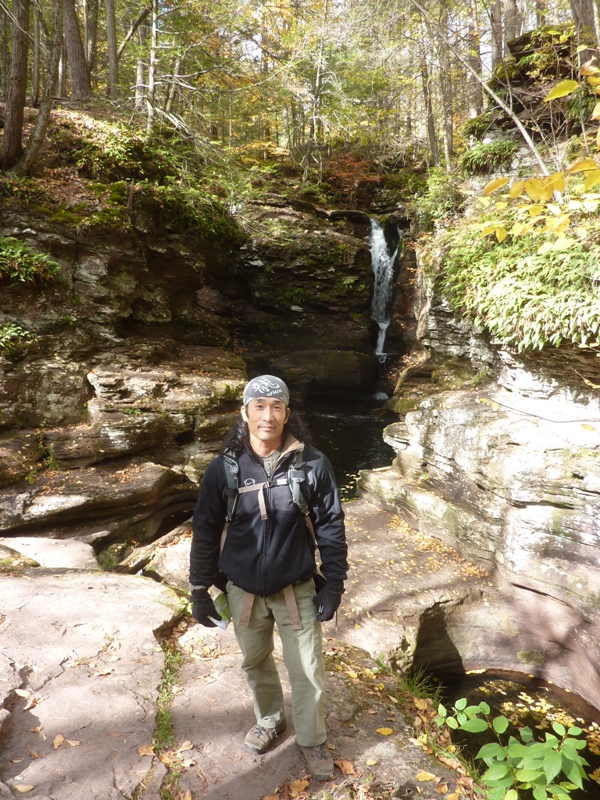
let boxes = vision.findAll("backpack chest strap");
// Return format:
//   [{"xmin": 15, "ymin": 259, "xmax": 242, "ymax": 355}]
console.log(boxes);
[{"xmin": 237, "ymin": 481, "xmax": 268, "ymax": 520}]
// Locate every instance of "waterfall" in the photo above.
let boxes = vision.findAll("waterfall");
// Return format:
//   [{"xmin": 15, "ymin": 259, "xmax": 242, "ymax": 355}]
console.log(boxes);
[{"xmin": 369, "ymin": 219, "xmax": 402, "ymax": 359}]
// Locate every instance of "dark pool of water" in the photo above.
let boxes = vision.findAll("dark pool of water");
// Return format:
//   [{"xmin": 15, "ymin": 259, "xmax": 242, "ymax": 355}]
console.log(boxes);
[{"xmin": 305, "ymin": 392, "xmax": 396, "ymax": 501}]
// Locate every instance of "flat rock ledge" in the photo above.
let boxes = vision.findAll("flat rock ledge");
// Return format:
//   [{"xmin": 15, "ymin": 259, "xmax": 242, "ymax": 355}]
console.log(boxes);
[{"xmin": 0, "ymin": 498, "xmax": 494, "ymax": 800}]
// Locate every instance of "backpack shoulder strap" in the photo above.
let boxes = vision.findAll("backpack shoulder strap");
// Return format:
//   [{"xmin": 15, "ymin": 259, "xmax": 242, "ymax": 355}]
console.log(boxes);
[
  {"xmin": 287, "ymin": 447, "xmax": 309, "ymax": 515},
  {"xmin": 222, "ymin": 451, "xmax": 240, "ymax": 521}
]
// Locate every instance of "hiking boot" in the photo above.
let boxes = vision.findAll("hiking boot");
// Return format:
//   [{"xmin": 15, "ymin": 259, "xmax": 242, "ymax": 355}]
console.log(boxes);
[
  {"xmin": 298, "ymin": 742, "xmax": 334, "ymax": 781},
  {"xmin": 244, "ymin": 719, "xmax": 287, "ymax": 754}
]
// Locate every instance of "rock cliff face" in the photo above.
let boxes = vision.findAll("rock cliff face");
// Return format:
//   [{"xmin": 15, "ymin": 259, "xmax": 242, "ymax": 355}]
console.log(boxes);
[
  {"xmin": 0, "ymin": 194, "xmax": 383, "ymax": 552},
  {"xmin": 360, "ymin": 260, "xmax": 600, "ymax": 708}
]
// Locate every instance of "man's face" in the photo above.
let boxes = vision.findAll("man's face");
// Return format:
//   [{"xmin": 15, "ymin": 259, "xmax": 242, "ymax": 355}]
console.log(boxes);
[{"xmin": 241, "ymin": 397, "xmax": 290, "ymax": 450}]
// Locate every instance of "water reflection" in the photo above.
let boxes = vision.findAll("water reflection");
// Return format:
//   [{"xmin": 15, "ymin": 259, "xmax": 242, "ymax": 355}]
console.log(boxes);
[{"xmin": 305, "ymin": 392, "xmax": 395, "ymax": 501}]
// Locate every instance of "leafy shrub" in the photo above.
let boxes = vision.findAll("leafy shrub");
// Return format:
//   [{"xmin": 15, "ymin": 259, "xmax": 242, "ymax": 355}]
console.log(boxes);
[
  {"xmin": 460, "ymin": 113, "xmax": 494, "ymax": 142},
  {"xmin": 440, "ymin": 227, "xmax": 600, "ymax": 351},
  {"xmin": 459, "ymin": 140, "xmax": 519, "ymax": 176},
  {"xmin": 0, "ymin": 237, "xmax": 60, "ymax": 284},
  {"xmin": 436, "ymin": 698, "xmax": 590, "ymax": 800}
]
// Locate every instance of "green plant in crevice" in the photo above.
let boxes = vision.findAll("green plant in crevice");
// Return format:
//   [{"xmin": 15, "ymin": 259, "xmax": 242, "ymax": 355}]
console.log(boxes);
[
  {"xmin": 436, "ymin": 698, "xmax": 590, "ymax": 800},
  {"xmin": 458, "ymin": 140, "xmax": 520, "ymax": 176},
  {"xmin": 0, "ymin": 237, "xmax": 60, "ymax": 284},
  {"xmin": 414, "ymin": 168, "xmax": 466, "ymax": 230},
  {"xmin": 154, "ymin": 641, "xmax": 184, "ymax": 753},
  {"xmin": 0, "ymin": 323, "xmax": 38, "ymax": 352}
]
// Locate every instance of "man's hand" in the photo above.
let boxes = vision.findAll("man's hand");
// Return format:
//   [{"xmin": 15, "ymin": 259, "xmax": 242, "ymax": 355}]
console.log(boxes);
[
  {"xmin": 191, "ymin": 588, "xmax": 220, "ymax": 627},
  {"xmin": 313, "ymin": 579, "xmax": 344, "ymax": 622}
]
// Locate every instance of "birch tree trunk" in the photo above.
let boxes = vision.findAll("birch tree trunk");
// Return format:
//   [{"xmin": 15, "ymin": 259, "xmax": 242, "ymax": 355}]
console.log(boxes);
[
  {"xmin": 1, "ymin": 0, "xmax": 30, "ymax": 169},
  {"xmin": 1, "ymin": 7, "xmax": 8, "ymax": 97},
  {"xmin": 145, "ymin": 0, "xmax": 158, "ymax": 139},
  {"xmin": 135, "ymin": 24, "xmax": 147, "ymax": 109},
  {"xmin": 420, "ymin": 55, "xmax": 439, "ymax": 167},
  {"xmin": 63, "ymin": 0, "xmax": 91, "ymax": 98}
]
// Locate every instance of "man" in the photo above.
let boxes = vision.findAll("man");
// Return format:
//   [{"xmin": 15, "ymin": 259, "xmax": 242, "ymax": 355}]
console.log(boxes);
[{"xmin": 189, "ymin": 375, "xmax": 348, "ymax": 781}]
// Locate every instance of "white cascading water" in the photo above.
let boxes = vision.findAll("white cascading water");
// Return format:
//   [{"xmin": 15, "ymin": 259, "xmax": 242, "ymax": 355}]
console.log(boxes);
[{"xmin": 369, "ymin": 219, "xmax": 402, "ymax": 359}]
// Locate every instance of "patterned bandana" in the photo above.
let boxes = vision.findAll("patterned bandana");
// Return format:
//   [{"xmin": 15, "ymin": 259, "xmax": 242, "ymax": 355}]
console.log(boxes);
[{"xmin": 242, "ymin": 375, "xmax": 290, "ymax": 406}]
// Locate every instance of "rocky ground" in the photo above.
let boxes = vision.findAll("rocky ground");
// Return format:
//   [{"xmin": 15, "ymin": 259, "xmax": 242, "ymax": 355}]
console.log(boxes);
[{"xmin": 0, "ymin": 497, "xmax": 491, "ymax": 800}]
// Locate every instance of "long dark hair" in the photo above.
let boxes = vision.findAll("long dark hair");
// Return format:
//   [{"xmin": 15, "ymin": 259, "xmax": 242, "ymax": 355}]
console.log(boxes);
[{"xmin": 222, "ymin": 409, "xmax": 312, "ymax": 455}]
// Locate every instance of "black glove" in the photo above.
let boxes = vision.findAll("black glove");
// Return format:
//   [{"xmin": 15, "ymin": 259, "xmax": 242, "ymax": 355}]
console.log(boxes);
[
  {"xmin": 313, "ymin": 579, "xmax": 344, "ymax": 622},
  {"xmin": 191, "ymin": 588, "xmax": 220, "ymax": 627}
]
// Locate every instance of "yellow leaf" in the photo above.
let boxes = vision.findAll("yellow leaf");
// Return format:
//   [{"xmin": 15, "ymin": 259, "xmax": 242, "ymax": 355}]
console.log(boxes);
[
  {"xmin": 495, "ymin": 227, "xmax": 508, "ymax": 242},
  {"xmin": 544, "ymin": 79, "xmax": 579, "ymax": 101},
  {"xmin": 597, "ymin": 126, "xmax": 600, "ymax": 149},
  {"xmin": 495, "ymin": 201, "xmax": 508, "ymax": 209},
  {"xmin": 510, "ymin": 222, "xmax": 527, "ymax": 236},
  {"xmin": 483, "ymin": 176, "xmax": 509, "ymax": 195},
  {"xmin": 528, "ymin": 205, "xmax": 544, "ymax": 217},
  {"xmin": 509, "ymin": 180, "xmax": 525, "ymax": 198},
  {"xmin": 138, "ymin": 745, "xmax": 154, "ymax": 756},
  {"xmin": 588, "ymin": 75, "xmax": 600, "ymax": 87},
  {"xmin": 66, "ymin": 740, "xmax": 81, "ymax": 747},
  {"xmin": 366, "ymin": 757, "xmax": 379, "ymax": 765},
  {"xmin": 480, "ymin": 224, "xmax": 497, "ymax": 237},
  {"xmin": 290, "ymin": 778, "xmax": 310, "ymax": 794},
  {"xmin": 583, "ymin": 169, "xmax": 600, "ymax": 191},
  {"xmin": 524, "ymin": 178, "xmax": 543, "ymax": 200},
  {"xmin": 416, "ymin": 770, "xmax": 438, "ymax": 781},
  {"xmin": 552, "ymin": 236, "xmax": 577, "ymax": 251},
  {"xmin": 574, "ymin": 226, "xmax": 589, "ymax": 239},
  {"xmin": 14, "ymin": 787, "xmax": 35, "ymax": 794},
  {"xmin": 376, "ymin": 727, "xmax": 394, "ymax": 736},
  {"xmin": 591, "ymin": 101, "xmax": 600, "ymax": 120},
  {"xmin": 334, "ymin": 759, "xmax": 355, "ymax": 775},
  {"xmin": 477, "ymin": 196, "xmax": 491, "ymax": 206},
  {"xmin": 544, "ymin": 172, "xmax": 566, "ymax": 193},
  {"xmin": 436, "ymin": 784, "xmax": 449, "ymax": 794},
  {"xmin": 537, "ymin": 241, "xmax": 554, "ymax": 254},
  {"xmin": 53, "ymin": 734, "xmax": 65, "ymax": 749},
  {"xmin": 346, "ymin": 670, "xmax": 358, "ymax": 679},
  {"xmin": 414, "ymin": 697, "xmax": 429, "ymax": 710},
  {"xmin": 176, "ymin": 741, "xmax": 193, "ymax": 753},
  {"xmin": 182, "ymin": 792, "xmax": 192, "ymax": 800},
  {"xmin": 566, "ymin": 157, "xmax": 598, "ymax": 173},
  {"xmin": 580, "ymin": 58, "xmax": 599, "ymax": 74}
]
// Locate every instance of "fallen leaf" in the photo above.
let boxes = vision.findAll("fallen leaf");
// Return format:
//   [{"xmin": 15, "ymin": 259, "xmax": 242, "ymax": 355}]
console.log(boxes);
[
  {"xmin": 436, "ymin": 784, "xmax": 449, "ymax": 794},
  {"xmin": 28, "ymin": 750, "xmax": 42, "ymax": 759},
  {"xmin": 53, "ymin": 734, "xmax": 65, "ymax": 749},
  {"xmin": 263, "ymin": 796, "xmax": 279, "ymax": 800},
  {"xmin": 376, "ymin": 727, "xmax": 393, "ymax": 736},
  {"xmin": 14, "ymin": 788, "xmax": 35, "ymax": 794},
  {"xmin": 138, "ymin": 745, "xmax": 154, "ymax": 756},
  {"xmin": 366, "ymin": 757, "xmax": 378, "ymax": 765},
  {"xmin": 30, "ymin": 727, "xmax": 42, "ymax": 733},
  {"xmin": 15, "ymin": 689, "xmax": 30, "ymax": 698},
  {"xmin": 10, "ymin": 758, "xmax": 24, "ymax": 763},
  {"xmin": 66, "ymin": 740, "xmax": 81, "ymax": 747},
  {"xmin": 181, "ymin": 791, "xmax": 192, "ymax": 800},
  {"xmin": 414, "ymin": 697, "xmax": 429, "ymax": 710},
  {"xmin": 290, "ymin": 778, "xmax": 310, "ymax": 794},
  {"xmin": 416, "ymin": 771, "xmax": 438, "ymax": 781},
  {"xmin": 23, "ymin": 696, "xmax": 38, "ymax": 711},
  {"xmin": 334, "ymin": 759, "xmax": 355, "ymax": 775},
  {"xmin": 177, "ymin": 741, "xmax": 193, "ymax": 753}
]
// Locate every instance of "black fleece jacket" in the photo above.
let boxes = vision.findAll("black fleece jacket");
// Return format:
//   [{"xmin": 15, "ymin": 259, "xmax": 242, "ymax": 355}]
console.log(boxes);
[{"xmin": 189, "ymin": 436, "xmax": 348, "ymax": 597}]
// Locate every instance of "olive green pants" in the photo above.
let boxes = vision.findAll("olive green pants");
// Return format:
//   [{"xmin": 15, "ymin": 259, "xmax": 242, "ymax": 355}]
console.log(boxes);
[{"xmin": 227, "ymin": 579, "xmax": 326, "ymax": 747}]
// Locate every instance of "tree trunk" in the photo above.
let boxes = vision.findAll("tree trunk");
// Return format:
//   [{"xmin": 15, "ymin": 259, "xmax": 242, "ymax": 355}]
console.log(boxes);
[
  {"xmin": 490, "ymin": 0, "xmax": 503, "ymax": 68},
  {"xmin": 420, "ymin": 56, "xmax": 439, "ymax": 167},
  {"xmin": 117, "ymin": 7, "xmax": 150, "ymax": 61},
  {"xmin": 145, "ymin": 0, "xmax": 158, "ymax": 139},
  {"xmin": 105, "ymin": 0, "xmax": 118, "ymax": 98},
  {"xmin": 11, "ymin": 0, "xmax": 64, "ymax": 176},
  {"xmin": 467, "ymin": 0, "xmax": 484, "ymax": 117},
  {"xmin": 58, "ymin": 39, "xmax": 67, "ymax": 96},
  {"xmin": 536, "ymin": 0, "xmax": 547, "ymax": 25},
  {"xmin": 135, "ymin": 23, "xmax": 147, "ymax": 108},
  {"xmin": 164, "ymin": 54, "xmax": 180, "ymax": 113},
  {"xmin": 1, "ymin": 0, "xmax": 30, "ymax": 170},
  {"xmin": 1, "ymin": 7, "xmax": 9, "ymax": 97},
  {"xmin": 31, "ymin": 3, "xmax": 41, "ymax": 106},
  {"xmin": 83, "ymin": 0, "xmax": 98, "ymax": 73},
  {"xmin": 505, "ymin": 0, "xmax": 518, "ymax": 44},
  {"xmin": 569, "ymin": 0, "xmax": 597, "ymax": 35},
  {"xmin": 63, "ymin": 0, "xmax": 91, "ymax": 99},
  {"xmin": 437, "ymin": 10, "xmax": 454, "ymax": 169}
]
